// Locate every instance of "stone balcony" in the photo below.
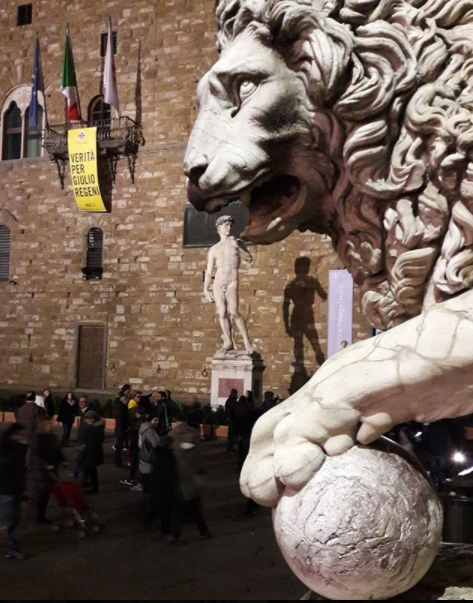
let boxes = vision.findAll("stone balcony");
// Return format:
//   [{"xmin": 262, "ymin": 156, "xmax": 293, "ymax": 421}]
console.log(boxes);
[{"xmin": 42, "ymin": 117, "xmax": 144, "ymax": 187}]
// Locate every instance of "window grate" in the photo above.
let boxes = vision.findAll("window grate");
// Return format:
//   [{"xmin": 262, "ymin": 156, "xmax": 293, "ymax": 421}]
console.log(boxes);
[
  {"xmin": 83, "ymin": 228, "xmax": 104, "ymax": 280},
  {"xmin": 0, "ymin": 226, "xmax": 11, "ymax": 282},
  {"xmin": 183, "ymin": 202, "xmax": 249, "ymax": 248},
  {"xmin": 17, "ymin": 4, "xmax": 33, "ymax": 26},
  {"xmin": 3, "ymin": 102, "xmax": 23, "ymax": 160},
  {"xmin": 88, "ymin": 96, "xmax": 111, "ymax": 125},
  {"xmin": 100, "ymin": 31, "xmax": 118, "ymax": 58}
]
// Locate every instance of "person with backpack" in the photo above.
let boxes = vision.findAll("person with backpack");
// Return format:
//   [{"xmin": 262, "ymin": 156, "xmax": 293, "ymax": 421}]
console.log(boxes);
[
  {"xmin": 138, "ymin": 413, "xmax": 161, "ymax": 492},
  {"xmin": 157, "ymin": 391, "xmax": 173, "ymax": 436}
]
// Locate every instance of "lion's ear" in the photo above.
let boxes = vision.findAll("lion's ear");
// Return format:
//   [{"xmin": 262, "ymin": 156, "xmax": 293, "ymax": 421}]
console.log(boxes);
[{"xmin": 334, "ymin": 22, "xmax": 416, "ymax": 121}]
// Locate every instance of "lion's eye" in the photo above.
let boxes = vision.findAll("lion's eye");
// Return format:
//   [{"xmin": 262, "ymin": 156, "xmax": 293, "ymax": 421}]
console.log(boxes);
[{"xmin": 238, "ymin": 80, "xmax": 258, "ymax": 103}]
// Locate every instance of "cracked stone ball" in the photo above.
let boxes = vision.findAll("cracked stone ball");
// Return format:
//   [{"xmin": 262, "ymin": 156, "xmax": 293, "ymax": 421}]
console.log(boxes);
[{"xmin": 273, "ymin": 446, "xmax": 443, "ymax": 600}]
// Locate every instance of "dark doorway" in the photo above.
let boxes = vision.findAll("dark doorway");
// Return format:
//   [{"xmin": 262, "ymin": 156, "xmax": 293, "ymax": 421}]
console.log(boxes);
[
  {"xmin": 283, "ymin": 257, "xmax": 327, "ymax": 395},
  {"xmin": 77, "ymin": 325, "xmax": 106, "ymax": 389}
]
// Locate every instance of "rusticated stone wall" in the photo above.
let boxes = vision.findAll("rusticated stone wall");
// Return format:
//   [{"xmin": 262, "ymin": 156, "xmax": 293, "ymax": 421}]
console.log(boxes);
[{"xmin": 0, "ymin": 0, "xmax": 370, "ymax": 401}]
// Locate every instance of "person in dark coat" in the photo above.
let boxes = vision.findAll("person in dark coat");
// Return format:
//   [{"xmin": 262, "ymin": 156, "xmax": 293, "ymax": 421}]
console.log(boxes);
[
  {"xmin": 83, "ymin": 411, "xmax": 105, "ymax": 494},
  {"xmin": 13, "ymin": 394, "xmax": 26, "ymax": 421},
  {"xmin": 30, "ymin": 417, "xmax": 64, "ymax": 524},
  {"xmin": 157, "ymin": 391, "xmax": 174, "ymax": 436},
  {"xmin": 57, "ymin": 392, "xmax": 78, "ymax": 447},
  {"xmin": 186, "ymin": 395, "xmax": 202, "ymax": 431},
  {"xmin": 72, "ymin": 396, "xmax": 94, "ymax": 482},
  {"xmin": 114, "ymin": 395, "xmax": 130, "ymax": 468},
  {"xmin": 169, "ymin": 422, "xmax": 210, "ymax": 542},
  {"xmin": 225, "ymin": 389, "xmax": 238, "ymax": 453},
  {"xmin": 42, "ymin": 389, "xmax": 55, "ymax": 419},
  {"xmin": 0, "ymin": 424, "xmax": 28, "ymax": 559},
  {"xmin": 245, "ymin": 390, "xmax": 255, "ymax": 410},
  {"xmin": 17, "ymin": 391, "xmax": 46, "ymax": 446},
  {"xmin": 120, "ymin": 405, "xmax": 147, "ymax": 487},
  {"xmin": 143, "ymin": 435, "xmax": 178, "ymax": 536}
]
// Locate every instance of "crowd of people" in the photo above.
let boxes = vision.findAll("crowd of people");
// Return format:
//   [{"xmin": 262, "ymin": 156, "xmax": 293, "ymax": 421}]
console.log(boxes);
[{"xmin": 0, "ymin": 386, "xmax": 211, "ymax": 560}]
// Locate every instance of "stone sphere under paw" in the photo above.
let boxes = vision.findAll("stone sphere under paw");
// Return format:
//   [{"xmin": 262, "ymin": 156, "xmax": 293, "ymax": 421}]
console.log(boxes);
[{"xmin": 273, "ymin": 446, "xmax": 443, "ymax": 601}]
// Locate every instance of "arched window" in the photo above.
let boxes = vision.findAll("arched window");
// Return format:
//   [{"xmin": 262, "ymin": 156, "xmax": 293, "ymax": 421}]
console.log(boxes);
[
  {"xmin": 83, "ymin": 227, "xmax": 103, "ymax": 280},
  {"xmin": 1, "ymin": 85, "xmax": 45, "ymax": 161},
  {"xmin": 88, "ymin": 96, "xmax": 111, "ymax": 125},
  {"xmin": 3, "ymin": 102, "xmax": 22, "ymax": 160},
  {"xmin": 0, "ymin": 225, "xmax": 11, "ymax": 282},
  {"xmin": 25, "ymin": 105, "xmax": 44, "ymax": 158}
]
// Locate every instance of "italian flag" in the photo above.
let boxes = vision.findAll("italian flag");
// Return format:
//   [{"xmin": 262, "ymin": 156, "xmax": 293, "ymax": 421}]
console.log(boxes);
[{"xmin": 61, "ymin": 30, "xmax": 81, "ymax": 121}]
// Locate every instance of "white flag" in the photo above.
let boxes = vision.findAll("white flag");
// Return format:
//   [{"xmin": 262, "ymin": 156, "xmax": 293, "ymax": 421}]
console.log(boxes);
[{"xmin": 103, "ymin": 20, "xmax": 119, "ymax": 117}]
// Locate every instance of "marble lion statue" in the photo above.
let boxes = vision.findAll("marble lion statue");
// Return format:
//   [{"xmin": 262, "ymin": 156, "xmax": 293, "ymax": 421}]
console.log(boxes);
[{"xmin": 185, "ymin": 0, "xmax": 473, "ymax": 507}]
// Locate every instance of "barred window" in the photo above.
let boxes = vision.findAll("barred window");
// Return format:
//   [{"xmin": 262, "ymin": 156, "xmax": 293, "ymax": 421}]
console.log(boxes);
[
  {"xmin": 17, "ymin": 4, "xmax": 33, "ymax": 27},
  {"xmin": 100, "ymin": 31, "xmax": 118, "ymax": 58},
  {"xmin": 183, "ymin": 202, "xmax": 249, "ymax": 248},
  {"xmin": 88, "ymin": 96, "xmax": 111, "ymax": 125},
  {"xmin": 83, "ymin": 228, "xmax": 103, "ymax": 280},
  {"xmin": 3, "ymin": 102, "xmax": 22, "ymax": 161},
  {"xmin": 0, "ymin": 225, "xmax": 11, "ymax": 282}
]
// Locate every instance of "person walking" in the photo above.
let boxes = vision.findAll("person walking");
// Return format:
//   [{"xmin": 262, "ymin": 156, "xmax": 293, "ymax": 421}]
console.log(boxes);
[
  {"xmin": 225, "ymin": 389, "xmax": 238, "ymax": 453},
  {"xmin": 83, "ymin": 411, "xmax": 105, "ymax": 494},
  {"xmin": 169, "ymin": 422, "xmax": 211, "ymax": 542},
  {"xmin": 0, "ymin": 424, "xmax": 28, "ymax": 560},
  {"xmin": 57, "ymin": 392, "xmax": 78, "ymax": 447},
  {"xmin": 143, "ymin": 435, "xmax": 178, "ymax": 535},
  {"xmin": 30, "ymin": 417, "xmax": 64, "ymax": 525}
]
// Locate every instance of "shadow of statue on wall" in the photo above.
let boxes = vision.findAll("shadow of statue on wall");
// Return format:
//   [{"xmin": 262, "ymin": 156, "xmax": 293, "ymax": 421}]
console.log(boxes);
[{"xmin": 283, "ymin": 257, "xmax": 327, "ymax": 395}]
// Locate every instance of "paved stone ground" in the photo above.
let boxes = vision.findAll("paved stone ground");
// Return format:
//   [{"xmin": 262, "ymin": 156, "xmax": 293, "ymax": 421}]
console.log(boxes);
[
  {"xmin": 1, "ymin": 430, "xmax": 305, "ymax": 601},
  {"xmin": 2, "ymin": 428, "xmax": 473, "ymax": 600}
]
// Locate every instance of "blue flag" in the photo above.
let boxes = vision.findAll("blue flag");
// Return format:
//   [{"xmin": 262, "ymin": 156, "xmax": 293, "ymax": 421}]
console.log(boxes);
[{"xmin": 29, "ymin": 37, "xmax": 44, "ymax": 128}]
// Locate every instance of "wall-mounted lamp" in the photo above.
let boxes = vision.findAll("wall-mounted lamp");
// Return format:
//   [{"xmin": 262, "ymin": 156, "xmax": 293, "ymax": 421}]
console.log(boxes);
[
  {"xmin": 110, "ymin": 363, "xmax": 117, "ymax": 374},
  {"xmin": 156, "ymin": 365, "xmax": 161, "ymax": 374},
  {"xmin": 202, "ymin": 366, "xmax": 209, "ymax": 378}
]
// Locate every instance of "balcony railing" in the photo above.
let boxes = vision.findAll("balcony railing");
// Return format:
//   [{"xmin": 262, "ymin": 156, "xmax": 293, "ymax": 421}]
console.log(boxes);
[{"xmin": 43, "ymin": 117, "xmax": 144, "ymax": 188}]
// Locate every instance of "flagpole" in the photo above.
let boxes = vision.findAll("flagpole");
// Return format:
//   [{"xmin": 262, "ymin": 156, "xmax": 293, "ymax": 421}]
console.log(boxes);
[
  {"xmin": 67, "ymin": 25, "xmax": 84, "ymax": 123},
  {"xmin": 36, "ymin": 32, "xmax": 49, "ymax": 127}
]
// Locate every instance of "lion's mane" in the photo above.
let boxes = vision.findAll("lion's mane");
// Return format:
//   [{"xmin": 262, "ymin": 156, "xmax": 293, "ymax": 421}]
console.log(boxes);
[{"xmin": 216, "ymin": 0, "xmax": 473, "ymax": 330}]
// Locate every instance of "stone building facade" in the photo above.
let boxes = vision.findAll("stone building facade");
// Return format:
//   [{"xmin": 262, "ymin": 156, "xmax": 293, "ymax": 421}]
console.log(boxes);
[{"xmin": 0, "ymin": 0, "xmax": 371, "ymax": 402}]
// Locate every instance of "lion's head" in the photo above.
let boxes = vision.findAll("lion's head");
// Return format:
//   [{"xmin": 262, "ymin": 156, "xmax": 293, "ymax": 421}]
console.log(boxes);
[{"xmin": 185, "ymin": 0, "xmax": 473, "ymax": 330}]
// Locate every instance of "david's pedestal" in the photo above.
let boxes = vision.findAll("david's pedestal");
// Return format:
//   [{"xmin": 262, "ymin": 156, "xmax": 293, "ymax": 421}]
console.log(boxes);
[{"xmin": 211, "ymin": 351, "xmax": 265, "ymax": 408}]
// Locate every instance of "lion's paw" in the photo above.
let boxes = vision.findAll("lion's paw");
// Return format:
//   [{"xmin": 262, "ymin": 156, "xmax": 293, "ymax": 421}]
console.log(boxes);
[{"xmin": 240, "ymin": 398, "xmax": 361, "ymax": 507}]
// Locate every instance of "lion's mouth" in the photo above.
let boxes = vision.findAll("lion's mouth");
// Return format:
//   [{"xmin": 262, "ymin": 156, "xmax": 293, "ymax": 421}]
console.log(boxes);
[
  {"xmin": 242, "ymin": 175, "xmax": 303, "ymax": 240},
  {"xmin": 202, "ymin": 175, "xmax": 304, "ymax": 242}
]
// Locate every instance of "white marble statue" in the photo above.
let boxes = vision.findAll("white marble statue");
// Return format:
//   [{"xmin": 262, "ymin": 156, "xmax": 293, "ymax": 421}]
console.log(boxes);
[
  {"xmin": 204, "ymin": 215, "xmax": 255, "ymax": 355},
  {"xmin": 185, "ymin": 0, "xmax": 473, "ymax": 596}
]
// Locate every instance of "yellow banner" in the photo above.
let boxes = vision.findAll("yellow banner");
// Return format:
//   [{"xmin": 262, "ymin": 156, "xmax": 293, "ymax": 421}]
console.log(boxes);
[{"xmin": 68, "ymin": 127, "xmax": 107, "ymax": 212}]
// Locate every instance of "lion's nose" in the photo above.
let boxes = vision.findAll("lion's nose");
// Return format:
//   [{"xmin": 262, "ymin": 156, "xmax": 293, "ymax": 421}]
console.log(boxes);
[{"xmin": 184, "ymin": 155, "xmax": 209, "ymax": 186}]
